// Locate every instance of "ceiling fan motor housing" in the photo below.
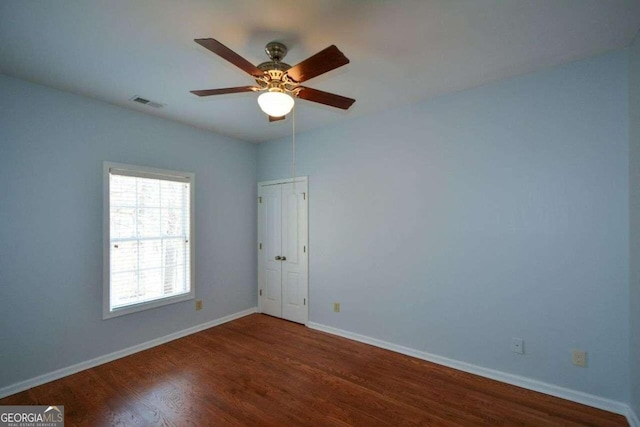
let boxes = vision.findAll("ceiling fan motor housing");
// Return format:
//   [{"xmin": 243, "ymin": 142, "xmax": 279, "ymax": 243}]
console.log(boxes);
[
  {"xmin": 258, "ymin": 41, "xmax": 291, "ymax": 73},
  {"xmin": 265, "ymin": 42, "xmax": 287, "ymax": 62},
  {"xmin": 256, "ymin": 43, "xmax": 298, "ymax": 94}
]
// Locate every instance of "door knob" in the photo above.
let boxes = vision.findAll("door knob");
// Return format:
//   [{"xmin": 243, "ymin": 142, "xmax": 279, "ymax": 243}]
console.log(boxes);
[
  {"xmin": 275, "ymin": 256, "xmax": 282, "ymax": 261},
  {"xmin": 281, "ymin": 256, "xmax": 287, "ymax": 261}
]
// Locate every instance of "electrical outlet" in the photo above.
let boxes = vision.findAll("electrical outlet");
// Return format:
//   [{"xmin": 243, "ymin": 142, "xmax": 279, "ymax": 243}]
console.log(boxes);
[
  {"xmin": 511, "ymin": 338, "xmax": 524, "ymax": 354},
  {"xmin": 333, "ymin": 302, "xmax": 340, "ymax": 313},
  {"xmin": 195, "ymin": 300, "xmax": 203, "ymax": 311},
  {"xmin": 572, "ymin": 350, "xmax": 587, "ymax": 367}
]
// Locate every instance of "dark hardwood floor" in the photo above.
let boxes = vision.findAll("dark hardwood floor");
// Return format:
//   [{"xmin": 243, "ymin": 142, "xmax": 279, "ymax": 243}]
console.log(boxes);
[{"xmin": 1, "ymin": 314, "xmax": 628, "ymax": 426}]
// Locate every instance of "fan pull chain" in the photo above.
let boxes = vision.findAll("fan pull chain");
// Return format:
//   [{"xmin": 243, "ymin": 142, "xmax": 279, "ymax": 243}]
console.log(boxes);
[{"xmin": 292, "ymin": 105, "xmax": 296, "ymax": 195}]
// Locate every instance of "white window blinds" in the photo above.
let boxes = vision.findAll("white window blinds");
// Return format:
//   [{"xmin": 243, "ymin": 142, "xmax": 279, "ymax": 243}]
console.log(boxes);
[{"xmin": 106, "ymin": 164, "xmax": 193, "ymax": 316}]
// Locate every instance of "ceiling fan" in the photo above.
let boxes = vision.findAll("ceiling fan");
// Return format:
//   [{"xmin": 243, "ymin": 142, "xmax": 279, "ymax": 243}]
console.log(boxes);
[{"xmin": 190, "ymin": 39, "xmax": 355, "ymax": 121}]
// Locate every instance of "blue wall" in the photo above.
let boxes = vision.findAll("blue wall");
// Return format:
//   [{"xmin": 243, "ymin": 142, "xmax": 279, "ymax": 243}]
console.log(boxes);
[
  {"xmin": 0, "ymin": 46, "xmax": 634, "ymax": 407},
  {"xmin": 0, "ymin": 75, "xmax": 258, "ymax": 389},
  {"xmin": 630, "ymin": 31, "xmax": 640, "ymax": 417},
  {"xmin": 259, "ymin": 51, "xmax": 630, "ymax": 401}
]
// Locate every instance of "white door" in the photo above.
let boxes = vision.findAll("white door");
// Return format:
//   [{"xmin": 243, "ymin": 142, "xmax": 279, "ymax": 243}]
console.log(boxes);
[
  {"xmin": 281, "ymin": 181, "xmax": 308, "ymax": 324},
  {"xmin": 259, "ymin": 184, "xmax": 282, "ymax": 318},
  {"xmin": 258, "ymin": 178, "xmax": 308, "ymax": 324}
]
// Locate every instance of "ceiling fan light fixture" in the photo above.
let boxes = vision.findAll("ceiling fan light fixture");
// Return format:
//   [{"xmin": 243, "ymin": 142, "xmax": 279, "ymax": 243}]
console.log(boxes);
[
  {"xmin": 258, "ymin": 90, "xmax": 294, "ymax": 117},
  {"xmin": 190, "ymin": 39, "xmax": 355, "ymax": 119}
]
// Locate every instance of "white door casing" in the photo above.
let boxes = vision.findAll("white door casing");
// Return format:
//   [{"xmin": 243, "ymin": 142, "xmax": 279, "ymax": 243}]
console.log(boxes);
[{"xmin": 258, "ymin": 178, "xmax": 308, "ymax": 324}]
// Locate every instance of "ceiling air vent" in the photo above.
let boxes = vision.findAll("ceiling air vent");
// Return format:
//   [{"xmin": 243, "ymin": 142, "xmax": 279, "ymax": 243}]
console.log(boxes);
[{"xmin": 130, "ymin": 95, "xmax": 164, "ymax": 109}]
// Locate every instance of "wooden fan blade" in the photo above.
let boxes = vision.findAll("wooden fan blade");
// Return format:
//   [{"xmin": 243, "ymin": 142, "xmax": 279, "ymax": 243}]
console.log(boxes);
[
  {"xmin": 297, "ymin": 87, "xmax": 355, "ymax": 110},
  {"xmin": 286, "ymin": 45, "xmax": 349, "ymax": 83},
  {"xmin": 190, "ymin": 86, "xmax": 260, "ymax": 96},
  {"xmin": 195, "ymin": 38, "xmax": 264, "ymax": 78},
  {"xmin": 269, "ymin": 115, "xmax": 286, "ymax": 122}
]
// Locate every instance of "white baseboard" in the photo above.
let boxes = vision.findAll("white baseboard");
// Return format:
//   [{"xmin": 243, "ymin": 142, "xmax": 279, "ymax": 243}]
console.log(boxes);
[
  {"xmin": 0, "ymin": 307, "xmax": 258, "ymax": 399},
  {"xmin": 627, "ymin": 406, "xmax": 640, "ymax": 427},
  {"xmin": 308, "ymin": 321, "xmax": 634, "ymax": 424}
]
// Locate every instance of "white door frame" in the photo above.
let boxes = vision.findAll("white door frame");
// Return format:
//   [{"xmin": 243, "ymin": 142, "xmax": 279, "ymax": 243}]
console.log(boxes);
[
  {"xmin": 257, "ymin": 176, "xmax": 309, "ymax": 324},
  {"xmin": 259, "ymin": 177, "xmax": 308, "ymax": 186}
]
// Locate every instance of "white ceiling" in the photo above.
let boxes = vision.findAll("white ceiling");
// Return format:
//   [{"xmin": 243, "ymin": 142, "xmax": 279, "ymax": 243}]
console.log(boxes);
[{"xmin": 1, "ymin": 1, "xmax": 639, "ymax": 143}]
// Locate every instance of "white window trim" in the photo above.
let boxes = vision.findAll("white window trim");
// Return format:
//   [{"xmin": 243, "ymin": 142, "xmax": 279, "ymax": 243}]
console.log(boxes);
[{"xmin": 103, "ymin": 161, "xmax": 195, "ymax": 319}]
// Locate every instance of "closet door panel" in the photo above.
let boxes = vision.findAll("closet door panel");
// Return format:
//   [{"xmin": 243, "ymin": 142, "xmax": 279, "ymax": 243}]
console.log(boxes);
[
  {"xmin": 259, "ymin": 185, "xmax": 282, "ymax": 317},
  {"xmin": 281, "ymin": 182, "xmax": 308, "ymax": 324}
]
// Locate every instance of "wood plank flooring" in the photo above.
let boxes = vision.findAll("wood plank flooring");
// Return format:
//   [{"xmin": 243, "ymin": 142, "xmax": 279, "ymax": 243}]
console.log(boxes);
[{"xmin": 0, "ymin": 314, "xmax": 628, "ymax": 426}]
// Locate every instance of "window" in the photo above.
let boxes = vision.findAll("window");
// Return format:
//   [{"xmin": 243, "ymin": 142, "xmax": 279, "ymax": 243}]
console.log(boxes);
[{"xmin": 103, "ymin": 162, "xmax": 194, "ymax": 319}]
